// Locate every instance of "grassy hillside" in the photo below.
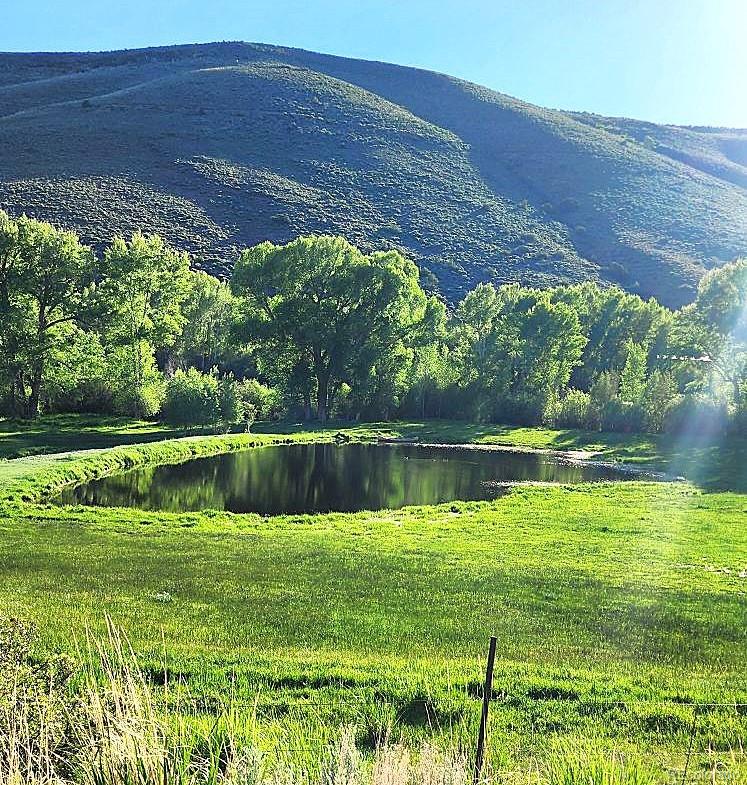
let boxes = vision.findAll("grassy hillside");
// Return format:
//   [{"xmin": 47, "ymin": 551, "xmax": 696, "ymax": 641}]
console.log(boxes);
[{"xmin": 0, "ymin": 42, "xmax": 745, "ymax": 305}]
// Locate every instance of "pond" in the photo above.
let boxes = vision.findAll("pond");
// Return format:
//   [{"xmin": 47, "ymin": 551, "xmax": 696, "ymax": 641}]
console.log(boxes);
[{"xmin": 55, "ymin": 442, "xmax": 642, "ymax": 515}]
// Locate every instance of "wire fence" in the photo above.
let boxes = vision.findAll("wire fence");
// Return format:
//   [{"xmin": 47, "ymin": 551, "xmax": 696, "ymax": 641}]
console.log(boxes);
[{"xmin": 146, "ymin": 685, "xmax": 747, "ymax": 783}]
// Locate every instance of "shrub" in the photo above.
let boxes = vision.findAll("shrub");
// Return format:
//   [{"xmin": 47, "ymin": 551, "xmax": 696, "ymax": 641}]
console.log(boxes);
[
  {"xmin": 113, "ymin": 375, "xmax": 165, "ymax": 419},
  {"xmin": 494, "ymin": 393, "xmax": 545, "ymax": 426},
  {"xmin": 552, "ymin": 389, "xmax": 593, "ymax": 429},
  {"xmin": 663, "ymin": 397, "xmax": 730, "ymax": 436},
  {"xmin": 600, "ymin": 399, "xmax": 646, "ymax": 433},
  {"xmin": 162, "ymin": 369, "xmax": 221, "ymax": 428},
  {"xmin": 162, "ymin": 370, "xmax": 247, "ymax": 431},
  {"xmin": 238, "ymin": 379, "xmax": 284, "ymax": 420},
  {"xmin": 641, "ymin": 371, "xmax": 679, "ymax": 433}
]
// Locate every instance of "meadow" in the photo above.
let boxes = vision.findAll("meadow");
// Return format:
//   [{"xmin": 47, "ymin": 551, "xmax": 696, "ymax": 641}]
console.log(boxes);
[{"xmin": 1, "ymin": 416, "xmax": 746, "ymax": 782}]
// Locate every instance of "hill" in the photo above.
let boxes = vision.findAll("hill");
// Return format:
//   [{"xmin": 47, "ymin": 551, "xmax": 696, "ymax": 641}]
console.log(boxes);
[{"xmin": 0, "ymin": 41, "xmax": 746, "ymax": 305}]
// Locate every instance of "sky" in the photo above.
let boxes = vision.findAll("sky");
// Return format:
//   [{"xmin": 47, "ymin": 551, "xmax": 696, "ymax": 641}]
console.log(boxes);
[{"xmin": 1, "ymin": 0, "xmax": 745, "ymax": 127}]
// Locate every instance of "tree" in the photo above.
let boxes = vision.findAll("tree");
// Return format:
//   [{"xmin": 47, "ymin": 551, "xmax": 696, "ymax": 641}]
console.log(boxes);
[
  {"xmin": 449, "ymin": 284, "xmax": 586, "ymax": 423},
  {"xmin": 511, "ymin": 290, "xmax": 587, "ymax": 416},
  {"xmin": 231, "ymin": 236, "xmax": 434, "ymax": 421},
  {"xmin": 619, "ymin": 341, "xmax": 647, "ymax": 403},
  {"xmin": 100, "ymin": 233, "xmax": 191, "ymax": 416},
  {"xmin": 555, "ymin": 283, "xmax": 669, "ymax": 389},
  {"xmin": 0, "ymin": 212, "xmax": 97, "ymax": 417},
  {"xmin": 176, "ymin": 271, "xmax": 236, "ymax": 372},
  {"xmin": 448, "ymin": 283, "xmax": 506, "ymax": 420},
  {"xmin": 677, "ymin": 259, "xmax": 747, "ymax": 409},
  {"xmin": 641, "ymin": 370, "xmax": 679, "ymax": 432}
]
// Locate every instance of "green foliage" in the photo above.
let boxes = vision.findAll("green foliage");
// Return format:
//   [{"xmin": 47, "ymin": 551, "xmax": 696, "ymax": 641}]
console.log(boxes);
[
  {"xmin": 619, "ymin": 342, "xmax": 648, "ymax": 404},
  {"xmin": 231, "ymin": 235, "xmax": 435, "ymax": 421},
  {"xmin": 217, "ymin": 375, "xmax": 244, "ymax": 431},
  {"xmin": 100, "ymin": 233, "xmax": 192, "ymax": 418},
  {"xmin": 176, "ymin": 271, "xmax": 236, "ymax": 372},
  {"xmin": 681, "ymin": 259, "xmax": 747, "ymax": 410},
  {"xmin": 237, "ymin": 378, "xmax": 283, "ymax": 421},
  {"xmin": 448, "ymin": 283, "xmax": 586, "ymax": 423},
  {"xmin": 107, "ymin": 343, "xmax": 165, "ymax": 419},
  {"xmin": 551, "ymin": 389, "xmax": 593, "ymax": 429},
  {"xmin": 162, "ymin": 370, "xmax": 246, "ymax": 431},
  {"xmin": 162, "ymin": 369, "xmax": 220, "ymax": 429},
  {"xmin": 0, "ymin": 212, "xmax": 744, "ymax": 439},
  {"xmin": 0, "ymin": 210, "xmax": 97, "ymax": 417},
  {"xmin": 641, "ymin": 371, "xmax": 679, "ymax": 433}
]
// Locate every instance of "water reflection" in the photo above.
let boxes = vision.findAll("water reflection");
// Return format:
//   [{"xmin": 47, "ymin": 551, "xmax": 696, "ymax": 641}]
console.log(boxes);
[{"xmin": 56, "ymin": 443, "xmax": 636, "ymax": 515}]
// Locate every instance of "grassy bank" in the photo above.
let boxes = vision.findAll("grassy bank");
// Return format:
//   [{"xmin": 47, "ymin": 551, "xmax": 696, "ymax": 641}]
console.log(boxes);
[
  {"xmin": 3, "ymin": 414, "xmax": 745, "ymax": 487},
  {"xmin": 0, "ymin": 416, "xmax": 745, "ymax": 780}
]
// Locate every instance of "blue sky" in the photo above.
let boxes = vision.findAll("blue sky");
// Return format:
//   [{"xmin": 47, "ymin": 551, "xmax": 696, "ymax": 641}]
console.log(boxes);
[{"xmin": 2, "ymin": 0, "xmax": 745, "ymax": 127}]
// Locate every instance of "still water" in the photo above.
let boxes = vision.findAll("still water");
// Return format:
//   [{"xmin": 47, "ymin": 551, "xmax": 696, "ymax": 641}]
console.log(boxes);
[{"xmin": 55, "ymin": 443, "xmax": 638, "ymax": 515}]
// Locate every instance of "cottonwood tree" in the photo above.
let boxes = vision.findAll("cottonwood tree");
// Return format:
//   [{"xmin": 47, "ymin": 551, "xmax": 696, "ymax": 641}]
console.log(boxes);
[
  {"xmin": 449, "ymin": 283, "xmax": 587, "ymax": 422},
  {"xmin": 100, "ymin": 233, "xmax": 191, "ymax": 416},
  {"xmin": 673, "ymin": 259, "xmax": 746, "ymax": 408},
  {"xmin": 554, "ymin": 283, "xmax": 669, "ymax": 389},
  {"xmin": 231, "ymin": 235, "xmax": 436, "ymax": 420},
  {"xmin": 0, "ymin": 211, "xmax": 96, "ymax": 417},
  {"xmin": 176, "ymin": 271, "xmax": 236, "ymax": 372}
]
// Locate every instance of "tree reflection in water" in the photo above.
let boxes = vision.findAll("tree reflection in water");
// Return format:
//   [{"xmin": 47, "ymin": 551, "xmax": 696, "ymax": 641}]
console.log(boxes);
[{"xmin": 56, "ymin": 443, "xmax": 636, "ymax": 515}]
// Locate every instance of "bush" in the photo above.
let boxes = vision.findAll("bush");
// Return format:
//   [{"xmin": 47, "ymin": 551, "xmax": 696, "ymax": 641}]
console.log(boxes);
[
  {"xmin": 113, "ymin": 376, "xmax": 165, "ymax": 419},
  {"xmin": 552, "ymin": 389, "xmax": 593, "ymax": 429},
  {"xmin": 162, "ymin": 369, "xmax": 221, "ymax": 428},
  {"xmin": 600, "ymin": 399, "xmax": 646, "ymax": 433},
  {"xmin": 238, "ymin": 379, "xmax": 284, "ymax": 420},
  {"xmin": 493, "ymin": 393, "xmax": 545, "ymax": 426},
  {"xmin": 162, "ymin": 370, "xmax": 247, "ymax": 431},
  {"xmin": 663, "ymin": 397, "xmax": 730, "ymax": 436}
]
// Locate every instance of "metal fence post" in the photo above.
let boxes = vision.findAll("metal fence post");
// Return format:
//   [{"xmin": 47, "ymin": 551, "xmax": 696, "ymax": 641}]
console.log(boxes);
[{"xmin": 473, "ymin": 636, "xmax": 497, "ymax": 785}]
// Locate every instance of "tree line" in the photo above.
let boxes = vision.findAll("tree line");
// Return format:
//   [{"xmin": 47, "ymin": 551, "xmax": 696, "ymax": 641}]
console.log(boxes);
[{"xmin": 0, "ymin": 210, "xmax": 744, "ymax": 435}]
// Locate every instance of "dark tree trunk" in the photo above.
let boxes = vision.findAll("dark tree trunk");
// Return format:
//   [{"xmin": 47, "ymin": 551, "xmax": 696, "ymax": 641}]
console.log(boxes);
[
  {"xmin": 303, "ymin": 397, "xmax": 312, "ymax": 421},
  {"xmin": 25, "ymin": 368, "xmax": 42, "ymax": 419},
  {"xmin": 316, "ymin": 372, "xmax": 330, "ymax": 422}
]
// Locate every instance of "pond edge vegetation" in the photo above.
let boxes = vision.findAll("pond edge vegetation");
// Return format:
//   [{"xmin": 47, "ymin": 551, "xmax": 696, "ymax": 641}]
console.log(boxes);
[{"xmin": 0, "ymin": 429, "xmax": 359, "ymax": 505}]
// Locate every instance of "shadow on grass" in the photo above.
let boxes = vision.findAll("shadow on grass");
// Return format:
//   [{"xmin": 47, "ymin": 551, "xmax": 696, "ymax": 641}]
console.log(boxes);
[{"xmin": 0, "ymin": 415, "xmax": 213, "ymax": 459}]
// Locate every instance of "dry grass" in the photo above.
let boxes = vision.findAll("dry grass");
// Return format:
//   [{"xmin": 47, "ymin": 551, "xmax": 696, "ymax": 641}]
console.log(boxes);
[{"xmin": 0, "ymin": 620, "xmax": 474, "ymax": 785}]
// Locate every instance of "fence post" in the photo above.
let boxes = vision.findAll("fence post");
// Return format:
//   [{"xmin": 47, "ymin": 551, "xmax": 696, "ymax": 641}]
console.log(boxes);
[
  {"xmin": 473, "ymin": 636, "xmax": 497, "ymax": 785},
  {"xmin": 681, "ymin": 704, "xmax": 699, "ymax": 785}
]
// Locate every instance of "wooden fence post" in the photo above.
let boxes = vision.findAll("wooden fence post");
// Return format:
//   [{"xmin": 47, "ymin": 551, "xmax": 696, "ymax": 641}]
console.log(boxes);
[{"xmin": 473, "ymin": 636, "xmax": 497, "ymax": 785}]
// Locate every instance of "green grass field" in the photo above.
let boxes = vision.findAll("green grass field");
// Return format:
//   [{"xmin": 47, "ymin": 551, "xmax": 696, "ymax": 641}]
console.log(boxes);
[{"xmin": 1, "ymin": 416, "xmax": 745, "ymax": 781}]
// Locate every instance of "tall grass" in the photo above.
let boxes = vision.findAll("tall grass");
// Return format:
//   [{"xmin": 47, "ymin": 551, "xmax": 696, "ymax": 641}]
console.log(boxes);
[
  {"xmin": 0, "ymin": 620, "xmax": 474, "ymax": 785},
  {"xmin": 1, "ymin": 620, "xmax": 745, "ymax": 785}
]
